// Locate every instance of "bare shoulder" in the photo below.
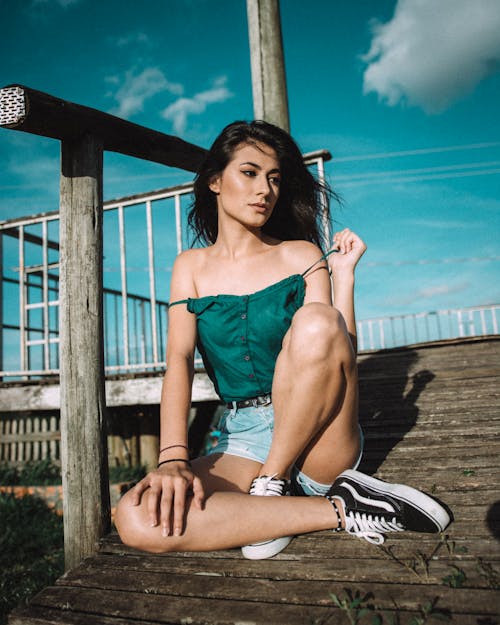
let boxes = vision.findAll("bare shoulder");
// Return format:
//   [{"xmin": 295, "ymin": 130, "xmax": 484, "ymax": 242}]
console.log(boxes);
[
  {"xmin": 171, "ymin": 248, "xmax": 210, "ymax": 299},
  {"xmin": 173, "ymin": 247, "xmax": 207, "ymax": 272},
  {"xmin": 278, "ymin": 240, "xmax": 325, "ymax": 273}
]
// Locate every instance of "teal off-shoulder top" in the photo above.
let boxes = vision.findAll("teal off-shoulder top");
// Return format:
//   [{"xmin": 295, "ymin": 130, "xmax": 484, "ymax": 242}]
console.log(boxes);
[{"xmin": 169, "ymin": 251, "xmax": 335, "ymax": 402}]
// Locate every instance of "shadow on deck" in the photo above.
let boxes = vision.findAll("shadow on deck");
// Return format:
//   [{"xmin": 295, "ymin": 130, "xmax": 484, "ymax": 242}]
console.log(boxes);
[{"xmin": 9, "ymin": 337, "xmax": 500, "ymax": 625}]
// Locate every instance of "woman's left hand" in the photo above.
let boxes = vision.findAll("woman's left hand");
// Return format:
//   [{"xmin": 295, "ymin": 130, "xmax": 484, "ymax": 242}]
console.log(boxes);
[{"xmin": 329, "ymin": 228, "xmax": 367, "ymax": 275}]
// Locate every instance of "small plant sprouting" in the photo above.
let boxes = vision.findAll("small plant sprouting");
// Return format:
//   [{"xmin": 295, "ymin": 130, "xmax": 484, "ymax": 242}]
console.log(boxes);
[
  {"xmin": 378, "ymin": 543, "xmax": 439, "ymax": 581},
  {"xmin": 441, "ymin": 534, "xmax": 468, "ymax": 557},
  {"xmin": 442, "ymin": 565, "xmax": 466, "ymax": 588},
  {"xmin": 462, "ymin": 468, "xmax": 476, "ymax": 477},
  {"xmin": 326, "ymin": 589, "xmax": 453, "ymax": 625},
  {"xmin": 330, "ymin": 589, "xmax": 374, "ymax": 625},
  {"xmin": 379, "ymin": 533, "xmax": 457, "ymax": 582},
  {"xmin": 476, "ymin": 558, "xmax": 500, "ymax": 590},
  {"xmin": 408, "ymin": 597, "xmax": 451, "ymax": 625}
]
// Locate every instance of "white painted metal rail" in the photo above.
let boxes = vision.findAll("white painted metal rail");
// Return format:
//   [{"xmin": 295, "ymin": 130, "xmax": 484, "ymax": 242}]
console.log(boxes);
[
  {"xmin": 356, "ymin": 304, "xmax": 500, "ymax": 351},
  {"xmin": 2, "ymin": 151, "xmax": 496, "ymax": 381},
  {"xmin": 0, "ymin": 151, "xmax": 329, "ymax": 381}
]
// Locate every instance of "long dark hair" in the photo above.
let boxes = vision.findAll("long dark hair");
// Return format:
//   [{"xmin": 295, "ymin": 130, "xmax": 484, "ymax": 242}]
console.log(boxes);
[{"xmin": 188, "ymin": 120, "xmax": 335, "ymax": 249}]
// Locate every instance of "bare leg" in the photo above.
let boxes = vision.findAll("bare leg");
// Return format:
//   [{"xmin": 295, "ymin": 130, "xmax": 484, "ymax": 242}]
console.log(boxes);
[
  {"xmin": 115, "ymin": 453, "xmax": 340, "ymax": 554},
  {"xmin": 261, "ymin": 303, "xmax": 360, "ymax": 483}
]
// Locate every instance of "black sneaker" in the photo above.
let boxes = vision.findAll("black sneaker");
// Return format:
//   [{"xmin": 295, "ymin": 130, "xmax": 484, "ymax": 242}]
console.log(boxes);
[
  {"xmin": 241, "ymin": 475, "xmax": 293, "ymax": 559},
  {"xmin": 326, "ymin": 469, "xmax": 451, "ymax": 545}
]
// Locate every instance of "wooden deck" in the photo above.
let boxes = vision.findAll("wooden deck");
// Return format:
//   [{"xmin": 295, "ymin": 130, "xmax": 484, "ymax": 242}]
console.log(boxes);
[{"xmin": 9, "ymin": 337, "xmax": 500, "ymax": 624}]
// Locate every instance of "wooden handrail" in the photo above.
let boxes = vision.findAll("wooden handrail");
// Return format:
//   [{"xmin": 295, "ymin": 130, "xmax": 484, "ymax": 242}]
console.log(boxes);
[
  {"xmin": 0, "ymin": 84, "xmax": 210, "ymax": 571},
  {"xmin": 0, "ymin": 84, "xmax": 207, "ymax": 172}
]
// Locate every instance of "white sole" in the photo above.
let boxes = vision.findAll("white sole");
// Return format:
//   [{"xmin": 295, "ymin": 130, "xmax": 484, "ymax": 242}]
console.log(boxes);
[
  {"xmin": 241, "ymin": 535, "xmax": 293, "ymax": 560},
  {"xmin": 340, "ymin": 470, "xmax": 451, "ymax": 532}
]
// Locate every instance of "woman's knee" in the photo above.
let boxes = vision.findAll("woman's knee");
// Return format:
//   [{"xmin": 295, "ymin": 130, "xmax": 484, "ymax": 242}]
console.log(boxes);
[
  {"xmin": 287, "ymin": 303, "xmax": 348, "ymax": 360},
  {"xmin": 114, "ymin": 490, "xmax": 145, "ymax": 549},
  {"xmin": 114, "ymin": 489, "xmax": 175, "ymax": 554}
]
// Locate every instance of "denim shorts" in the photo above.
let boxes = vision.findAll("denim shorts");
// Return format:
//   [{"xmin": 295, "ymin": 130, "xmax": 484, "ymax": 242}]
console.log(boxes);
[{"xmin": 206, "ymin": 401, "xmax": 364, "ymax": 496}]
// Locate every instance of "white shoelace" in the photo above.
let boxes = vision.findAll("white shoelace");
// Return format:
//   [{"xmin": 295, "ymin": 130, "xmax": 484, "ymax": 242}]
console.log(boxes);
[
  {"xmin": 344, "ymin": 512, "xmax": 405, "ymax": 545},
  {"xmin": 249, "ymin": 474, "xmax": 286, "ymax": 496}
]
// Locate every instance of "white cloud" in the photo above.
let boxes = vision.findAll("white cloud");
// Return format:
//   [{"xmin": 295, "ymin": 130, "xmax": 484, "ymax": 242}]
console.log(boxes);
[
  {"xmin": 386, "ymin": 280, "xmax": 470, "ymax": 306},
  {"xmin": 405, "ymin": 218, "xmax": 483, "ymax": 230},
  {"xmin": 108, "ymin": 67, "xmax": 184, "ymax": 119},
  {"xmin": 418, "ymin": 282, "xmax": 469, "ymax": 299},
  {"xmin": 362, "ymin": 0, "xmax": 500, "ymax": 113},
  {"xmin": 112, "ymin": 32, "xmax": 152, "ymax": 48},
  {"xmin": 161, "ymin": 76, "xmax": 233, "ymax": 134}
]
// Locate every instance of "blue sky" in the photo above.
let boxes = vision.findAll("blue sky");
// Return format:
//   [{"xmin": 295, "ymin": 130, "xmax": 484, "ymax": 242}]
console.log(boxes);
[{"xmin": 1, "ymin": 0, "xmax": 499, "ymax": 322}]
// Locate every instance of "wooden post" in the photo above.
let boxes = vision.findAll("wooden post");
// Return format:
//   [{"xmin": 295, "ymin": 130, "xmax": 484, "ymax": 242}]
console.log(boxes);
[
  {"xmin": 0, "ymin": 232, "xmax": 3, "ymax": 380},
  {"xmin": 246, "ymin": 0, "xmax": 290, "ymax": 132},
  {"xmin": 59, "ymin": 133, "xmax": 110, "ymax": 570}
]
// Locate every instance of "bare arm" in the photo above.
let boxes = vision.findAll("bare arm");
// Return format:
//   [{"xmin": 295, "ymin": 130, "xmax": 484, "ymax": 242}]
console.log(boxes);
[
  {"xmin": 329, "ymin": 229, "xmax": 367, "ymax": 352},
  {"xmin": 130, "ymin": 251, "xmax": 204, "ymax": 536}
]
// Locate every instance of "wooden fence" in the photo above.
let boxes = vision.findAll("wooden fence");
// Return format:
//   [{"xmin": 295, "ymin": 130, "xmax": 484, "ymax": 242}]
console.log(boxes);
[{"xmin": 0, "ymin": 412, "xmax": 60, "ymax": 465}]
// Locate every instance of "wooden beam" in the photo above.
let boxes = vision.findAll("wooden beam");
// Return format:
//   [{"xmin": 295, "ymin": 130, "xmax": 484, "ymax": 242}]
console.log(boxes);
[
  {"xmin": 0, "ymin": 372, "xmax": 218, "ymax": 412},
  {"xmin": 0, "ymin": 84, "xmax": 207, "ymax": 172},
  {"xmin": 59, "ymin": 133, "xmax": 110, "ymax": 570}
]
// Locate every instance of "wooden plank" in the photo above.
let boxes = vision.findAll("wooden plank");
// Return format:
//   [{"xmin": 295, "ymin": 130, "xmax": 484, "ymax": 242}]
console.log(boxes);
[
  {"xmin": 9, "ymin": 606, "xmax": 161, "ymax": 625},
  {"xmin": 25, "ymin": 582, "xmax": 500, "ymax": 620},
  {"xmin": 54, "ymin": 569, "xmax": 500, "ymax": 618},
  {"xmin": 0, "ymin": 371, "xmax": 217, "ymax": 411},
  {"xmin": 99, "ymin": 531, "xmax": 500, "ymax": 561},
  {"xmin": 7, "ymin": 605, "xmax": 489, "ymax": 625},
  {"xmin": 1, "ymin": 431, "xmax": 61, "ymax": 444},
  {"xmin": 62, "ymin": 552, "xmax": 497, "ymax": 588},
  {"xmin": 13, "ymin": 586, "xmax": 342, "ymax": 625}
]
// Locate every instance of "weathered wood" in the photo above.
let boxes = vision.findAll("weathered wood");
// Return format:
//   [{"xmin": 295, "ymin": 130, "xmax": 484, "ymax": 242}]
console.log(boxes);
[
  {"xmin": 7, "ymin": 338, "xmax": 500, "ymax": 624},
  {"xmin": 0, "ymin": 85, "xmax": 206, "ymax": 172},
  {"xmin": 9, "ymin": 607, "xmax": 163, "ymax": 625},
  {"xmin": 0, "ymin": 371, "xmax": 217, "ymax": 411},
  {"xmin": 59, "ymin": 134, "xmax": 110, "ymax": 570},
  {"xmin": 63, "ymin": 552, "xmax": 495, "ymax": 588},
  {"xmin": 53, "ymin": 569, "xmax": 500, "ymax": 614},
  {"xmin": 7, "ymin": 607, "xmax": 486, "ymax": 625},
  {"xmin": 247, "ymin": 0, "xmax": 290, "ymax": 131},
  {"xmin": 99, "ymin": 531, "xmax": 499, "ymax": 561},
  {"xmin": 7, "ymin": 608, "xmax": 486, "ymax": 625},
  {"xmin": 19, "ymin": 584, "xmax": 500, "ymax": 623}
]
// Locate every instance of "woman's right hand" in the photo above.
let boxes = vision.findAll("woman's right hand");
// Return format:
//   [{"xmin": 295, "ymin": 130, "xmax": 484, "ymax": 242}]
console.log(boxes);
[{"xmin": 129, "ymin": 461, "xmax": 205, "ymax": 537}]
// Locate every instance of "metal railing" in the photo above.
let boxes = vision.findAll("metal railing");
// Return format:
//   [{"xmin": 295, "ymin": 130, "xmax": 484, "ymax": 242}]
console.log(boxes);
[
  {"xmin": 0, "ymin": 151, "xmax": 330, "ymax": 380},
  {"xmin": 356, "ymin": 304, "xmax": 500, "ymax": 351},
  {"xmin": 3, "ymin": 152, "xmax": 497, "ymax": 380}
]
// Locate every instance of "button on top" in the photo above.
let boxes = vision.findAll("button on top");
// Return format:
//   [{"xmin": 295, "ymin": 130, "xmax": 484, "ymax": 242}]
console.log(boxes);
[
  {"xmin": 241, "ymin": 313, "xmax": 247, "ymax": 319},
  {"xmin": 244, "ymin": 354, "xmax": 251, "ymax": 361}
]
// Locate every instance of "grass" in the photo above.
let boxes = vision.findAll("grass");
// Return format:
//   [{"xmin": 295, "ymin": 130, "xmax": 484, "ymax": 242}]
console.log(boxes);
[
  {"xmin": 0, "ymin": 460, "xmax": 146, "ymax": 624},
  {"xmin": 0, "ymin": 492, "xmax": 64, "ymax": 625},
  {"xmin": 0, "ymin": 459, "xmax": 146, "ymax": 486}
]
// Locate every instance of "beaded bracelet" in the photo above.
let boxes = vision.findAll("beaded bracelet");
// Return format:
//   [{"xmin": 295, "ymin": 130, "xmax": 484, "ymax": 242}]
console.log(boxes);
[
  {"xmin": 326, "ymin": 495, "xmax": 344, "ymax": 532},
  {"xmin": 159, "ymin": 443, "xmax": 189, "ymax": 455},
  {"xmin": 157, "ymin": 458, "xmax": 192, "ymax": 469}
]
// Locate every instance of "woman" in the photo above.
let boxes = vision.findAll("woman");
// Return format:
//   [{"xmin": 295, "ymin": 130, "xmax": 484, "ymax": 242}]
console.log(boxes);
[{"xmin": 115, "ymin": 120, "xmax": 450, "ymax": 558}]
